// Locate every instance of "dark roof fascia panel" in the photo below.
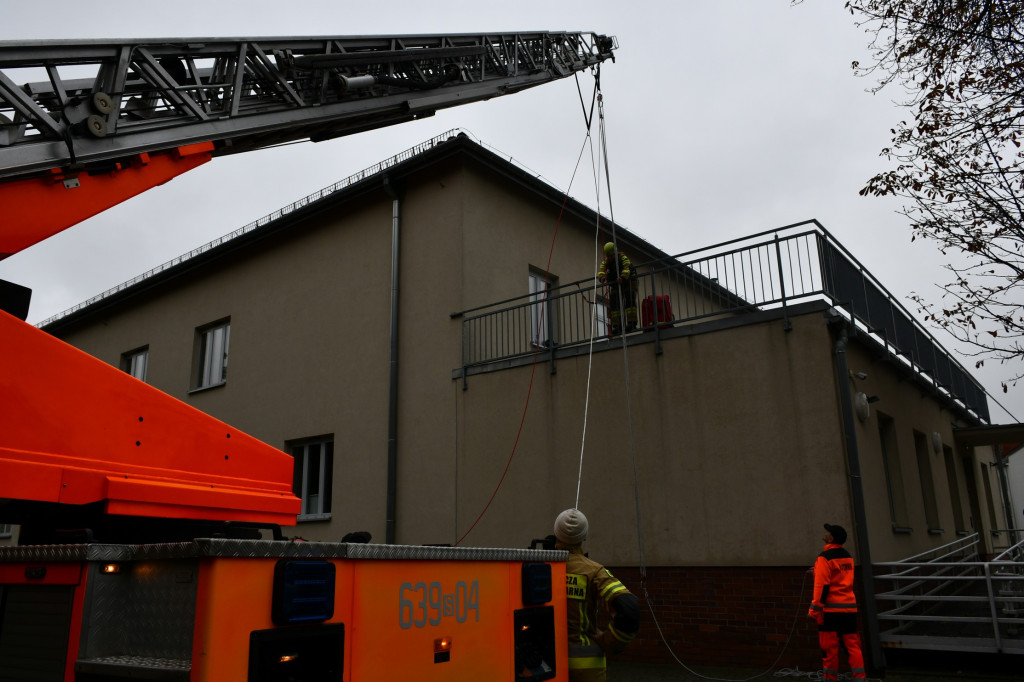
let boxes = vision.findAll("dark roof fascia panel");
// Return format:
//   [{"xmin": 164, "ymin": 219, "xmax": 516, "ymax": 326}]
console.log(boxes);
[{"xmin": 834, "ymin": 311, "xmax": 986, "ymax": 427}]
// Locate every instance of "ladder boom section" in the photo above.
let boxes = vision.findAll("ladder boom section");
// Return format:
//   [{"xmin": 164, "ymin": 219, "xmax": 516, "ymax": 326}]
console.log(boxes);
[{"xmin": 0, "ymin": 32, "xmax": 617, "ymax": 182}]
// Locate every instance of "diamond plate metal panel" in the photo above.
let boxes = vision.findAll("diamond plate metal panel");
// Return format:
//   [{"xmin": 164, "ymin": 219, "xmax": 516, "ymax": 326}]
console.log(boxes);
[
  {"xmin": 0, "ymin": 539, "xmax": 567, "ymax": 563},
  {"xmin": 78, "ymin": 656, "xmax": 190, "ymax": 669},
  {"xmin": 342, "ymin": 543, "xmax": 567, "ymax": 562},
  {"xmin": 79, "ymin": 559, "xmax": 197, "ymax": 661},
  {"xmin": 193, "ymin": 538, "xmax": 343, "ymax": 558},
  {"xmin": 75, "ymin": 656, "xmax": 190, "ymax": 682},
  {"xmin": 190, "ymin": 538, "xmax": 566, "ymax": 562},
  {"xmin": 0, "ymin": 543, "xmax": 90, "ymax": 562}
]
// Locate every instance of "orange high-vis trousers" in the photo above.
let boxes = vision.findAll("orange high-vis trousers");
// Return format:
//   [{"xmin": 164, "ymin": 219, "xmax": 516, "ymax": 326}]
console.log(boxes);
[{"xmin": 819, "ymin": 630, "xmax": 866, "ymax": 680}]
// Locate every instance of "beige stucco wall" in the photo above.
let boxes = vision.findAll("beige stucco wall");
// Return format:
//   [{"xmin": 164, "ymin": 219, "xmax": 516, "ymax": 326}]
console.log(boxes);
[
  {"xmin": 42, "ymin": 148, "xmax": 999, "ymax": 571},
  {"xmin": 842, "ymin": 340, "xmax": 994, "ymax": 561},
  {"xmin": 51, "ymin": 189, "xmax": 398, "ymax": 539},
  {"xmin": 452, "ymin": 311, "xmax": 849, "ymax": 567},
  {"xmin": 969, "ymin": 443, "xmax": 1013, "ymax": 553}
]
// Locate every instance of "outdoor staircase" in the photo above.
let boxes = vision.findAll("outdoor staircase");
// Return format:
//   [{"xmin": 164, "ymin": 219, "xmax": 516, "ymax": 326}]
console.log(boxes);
[{"xmin": 873, "ymin": 533, "xmax": 1024, "ymax": 654}]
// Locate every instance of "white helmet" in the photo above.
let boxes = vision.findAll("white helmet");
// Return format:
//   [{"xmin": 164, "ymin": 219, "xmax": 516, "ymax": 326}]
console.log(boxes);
[{"xmin": 554, "ymin": 508, "xmax": 589, "ymax": 545}]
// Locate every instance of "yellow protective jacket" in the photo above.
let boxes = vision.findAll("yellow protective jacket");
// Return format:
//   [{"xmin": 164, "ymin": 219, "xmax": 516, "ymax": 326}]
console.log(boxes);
[
  {"xmin": 598, "ymin": 252, "xmax": 631, "ymax": 283},
  {"xmin": 809, "ymin": 543, "xmax": 858, "ymax": 617},
  {"xmin": 563, "ymin": 544, "xmax": 638, "ymax": 676}
]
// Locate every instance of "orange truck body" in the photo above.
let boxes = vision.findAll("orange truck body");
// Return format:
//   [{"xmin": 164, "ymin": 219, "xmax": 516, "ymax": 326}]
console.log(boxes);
[
  {"xmin": 0, "ymin": 540, "xmax": 567, "ymax": 681},
  {"xmin": 0, "ymin": 310, "xmax": 568, "ymax": 681},
  {"xmin": 0, "ymin": 308, "xmax": 299, "ymax": 525}
]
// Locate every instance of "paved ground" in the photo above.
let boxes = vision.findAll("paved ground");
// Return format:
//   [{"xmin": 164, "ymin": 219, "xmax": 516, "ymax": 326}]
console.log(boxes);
[{"xmin": 606, "ymin": 650, "xmax": 1023, "ymax": 681}]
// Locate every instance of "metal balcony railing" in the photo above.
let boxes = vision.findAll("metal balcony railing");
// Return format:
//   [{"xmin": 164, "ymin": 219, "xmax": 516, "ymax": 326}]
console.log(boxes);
[
  {"xmin": 874, "ymin": 532, "xmax": 1024, "ymax": 653},
  {"xmin": 455, "ymin": 220, "xmax": 989, "ymax": 422}
]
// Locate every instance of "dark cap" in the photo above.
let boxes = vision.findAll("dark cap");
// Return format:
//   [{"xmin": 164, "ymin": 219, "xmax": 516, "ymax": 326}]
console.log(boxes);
[{"xmin": 824, "ymin": 523, "xmax": 847, "ymax": 544}]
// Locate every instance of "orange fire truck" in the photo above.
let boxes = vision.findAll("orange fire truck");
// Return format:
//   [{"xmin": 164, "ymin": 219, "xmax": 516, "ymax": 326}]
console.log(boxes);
[{"xmin": 0, "ymin": 32, "xmax": 615, "ymax": 680}]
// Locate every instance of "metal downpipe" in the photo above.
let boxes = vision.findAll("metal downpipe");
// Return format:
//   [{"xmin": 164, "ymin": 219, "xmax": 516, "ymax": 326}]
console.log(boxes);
[
  {"xmin": 385, "ymin": 177, "xmax": 400, "ymax": 544},
  {"xmin": 830, "ymin": 316, "xmax": 885, "ymax": 676},
  {"xmin": 994, "ymin": 447, "xmax": 1017, "ymax": 546}
]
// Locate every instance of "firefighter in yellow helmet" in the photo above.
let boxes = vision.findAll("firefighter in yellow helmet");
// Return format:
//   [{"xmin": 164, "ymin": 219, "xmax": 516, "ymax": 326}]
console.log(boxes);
[
  {"xmin": 554, "ymin": 508, "xmax": 639, "ymax": 682},
  {"xmin": 597, "ymin": 242, "xmax": 637, "ymax": 335}
]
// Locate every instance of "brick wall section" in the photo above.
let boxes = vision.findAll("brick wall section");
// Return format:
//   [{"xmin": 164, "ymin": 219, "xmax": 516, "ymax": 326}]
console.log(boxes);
[{"xmin": 605, "ymin": 565, "xmax": 829, "ymax": 669}]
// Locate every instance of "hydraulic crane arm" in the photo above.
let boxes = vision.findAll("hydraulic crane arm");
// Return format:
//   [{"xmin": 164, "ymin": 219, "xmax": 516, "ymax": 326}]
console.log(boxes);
[
  {"xmin": 0, "ymin": 31, "xmax": 617, "ymax": 532},
  {"xmin": 0, "ymin": 32, "xmax": 616, "ymax": 256}
]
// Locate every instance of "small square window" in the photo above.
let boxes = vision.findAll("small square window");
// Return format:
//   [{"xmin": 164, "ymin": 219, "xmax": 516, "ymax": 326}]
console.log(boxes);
[
  {"xmin": 194, "ymin": 319, "xmax": 230, "ymax": 390},
  {"xmin": 0, "ymin": 524, "xmax": 13, "ymax": 539},
  {"xmin": 289, "ymin": 437, "xmax": 333, "ymax": 521},
  {"xmin": 121, "ymin": 347, "xmax": 149, "ymax": 381}
]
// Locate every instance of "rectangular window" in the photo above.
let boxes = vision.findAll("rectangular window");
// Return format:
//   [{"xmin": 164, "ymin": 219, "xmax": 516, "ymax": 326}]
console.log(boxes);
[
  {"xmin": 0, "ymin": 524, "xmax": 12, "ymax": 539},
  {"xmin": 943, "ymin": 446, "xmax": 967, "ymax": 534},
  {"xmin": 962, "ymin": 455, "xmax": 980, "ymax": 531},
  {"xmin": 914, "ymin": 431, "xmax": 942, "ymax": 533},
  {"xmin": 194, "ymin": 319, "xmax": 230, "ymax": 390},
  {"xmin": 878, "ymin": 413, "xmax": 911, "ymax": 532},
  {"xmin": 121, "ymin": 347, "xmax": 149, "ymax": 381},
  {"xmin": 982, "ymin": 466, "xmax": 999, "ymax": 531},
  {"xmin": 529, "ymin": 270, "xmax": 555, "ymax": 347},
  {"xmin": 290, "ymin": 437, "xmax": 333, "ymax": 520},
  {"xmin": 594, "ymin": 299, "xmax": 610, "ymax": 338}
]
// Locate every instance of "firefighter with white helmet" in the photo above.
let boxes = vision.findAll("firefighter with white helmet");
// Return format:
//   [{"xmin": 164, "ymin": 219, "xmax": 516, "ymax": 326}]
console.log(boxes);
[{"xmin": 554, "ymin": 508, "xmax": 640, "ymax": 681}]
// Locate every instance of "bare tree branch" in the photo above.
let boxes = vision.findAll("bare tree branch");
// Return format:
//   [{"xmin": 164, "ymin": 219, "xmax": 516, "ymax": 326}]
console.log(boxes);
[{"xmin": 835, "ymin": 0, "xmax": 1024, "ymax": 388}]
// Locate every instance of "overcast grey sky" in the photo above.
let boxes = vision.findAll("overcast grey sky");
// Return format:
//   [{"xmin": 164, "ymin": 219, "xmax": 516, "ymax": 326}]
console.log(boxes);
[{"xmin": 2, "ymin": 0, "xmax": 1020, "ymax": 423}]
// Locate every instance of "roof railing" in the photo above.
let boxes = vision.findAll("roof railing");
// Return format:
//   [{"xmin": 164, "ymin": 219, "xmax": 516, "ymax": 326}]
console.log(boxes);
[{"xmin": 455, "ymin": 221, "xmax": 989, "ymax": 422}]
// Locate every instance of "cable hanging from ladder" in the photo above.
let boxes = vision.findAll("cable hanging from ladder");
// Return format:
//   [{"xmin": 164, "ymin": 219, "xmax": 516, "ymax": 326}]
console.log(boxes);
[
  {"xmin": 454, "ymin": 65, "xmax": 605, "ymax": 546},
  {"xmin": 583, "ymin": 80, "xmax": 814, "ymax": 682}
]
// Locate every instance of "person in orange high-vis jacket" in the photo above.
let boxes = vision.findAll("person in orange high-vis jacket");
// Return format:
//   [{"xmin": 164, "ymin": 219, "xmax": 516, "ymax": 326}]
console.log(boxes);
[
  {"xmin": 808, "ymin": 523, "xmax": 866, "ymax": 680},
  {"xmin": 554, "ymin": 508, "xmax": 639, "ymax": 682}
]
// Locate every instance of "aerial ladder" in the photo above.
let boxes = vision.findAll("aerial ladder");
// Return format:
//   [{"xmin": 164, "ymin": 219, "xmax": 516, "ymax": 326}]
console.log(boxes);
[
  {"xmin": 0, "ymin": 33, "xmax": 615, "ymax": 257},
  {"xmin": 0, "ymin": 33, "xmax": 616, "ymax": 681}
]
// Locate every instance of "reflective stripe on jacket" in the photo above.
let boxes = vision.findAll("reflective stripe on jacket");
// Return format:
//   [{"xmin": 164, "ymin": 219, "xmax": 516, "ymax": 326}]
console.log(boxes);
[
  {"xmin": 598, "ymin": 253, "xmax": 631, "ymax": 281},
  {"xmin": 564, "ymin": 545, "xmax": 635, "ymax": 653},
  {"xmin": 810, "ymin": 543, "xmax": 858, "ymax": 614},
  {"xmin": 568, "ymin": 644, "xmax": 606, "ymax": 670}
]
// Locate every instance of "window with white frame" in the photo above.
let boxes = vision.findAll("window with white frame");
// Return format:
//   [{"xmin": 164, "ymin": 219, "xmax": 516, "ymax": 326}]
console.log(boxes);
[
  {"xmin": 194, "ymin": 319, "xmax": 230, "ymax": 390},
  {"xmin": 290, "ymin": 437, "xmax": 333, "ymax": 520},
  {"xmin": 594, "ymin": 299, "xmax": 609, "ymax": 338},
  {"xmin": 122, "ymin": 347, "xmax": 149, "ymax": 381},
  {"xmin": 529, "ymin": 270, "xmax": 556, "ymax": 347}
]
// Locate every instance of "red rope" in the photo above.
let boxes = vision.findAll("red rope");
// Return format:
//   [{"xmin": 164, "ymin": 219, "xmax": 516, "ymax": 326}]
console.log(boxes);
[{"xmin": 454, "ymin": 190, "xmax": 574, "ymax": 546}]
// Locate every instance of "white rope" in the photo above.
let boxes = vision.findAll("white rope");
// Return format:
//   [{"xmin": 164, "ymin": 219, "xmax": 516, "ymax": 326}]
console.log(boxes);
[
  {"xmin": 594, "ymin": 91, "xmax": 647, "ymax": 579},
  {"xmin": 641, "ymin": 572, "xmax": 816, "ymax": 681},
  {"xmin": 593, "ymin": 91, "xmax": 821, "ymax": 682},
  {"xmin": 574, "ymin": 91, "xmax": 608, "ymax": 511}
]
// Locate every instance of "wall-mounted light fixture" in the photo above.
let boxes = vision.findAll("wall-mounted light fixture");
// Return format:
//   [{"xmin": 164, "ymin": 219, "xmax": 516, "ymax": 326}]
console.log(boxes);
[{"xmin": 855, "ymin": 392, "xmax": 871, "ymax": 422}]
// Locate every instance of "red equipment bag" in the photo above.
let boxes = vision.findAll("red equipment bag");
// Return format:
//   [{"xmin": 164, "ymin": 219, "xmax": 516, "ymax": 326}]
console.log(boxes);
[{"xmin": 642, "ymin": 295, "xmax": 673, "ymax": 329}]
